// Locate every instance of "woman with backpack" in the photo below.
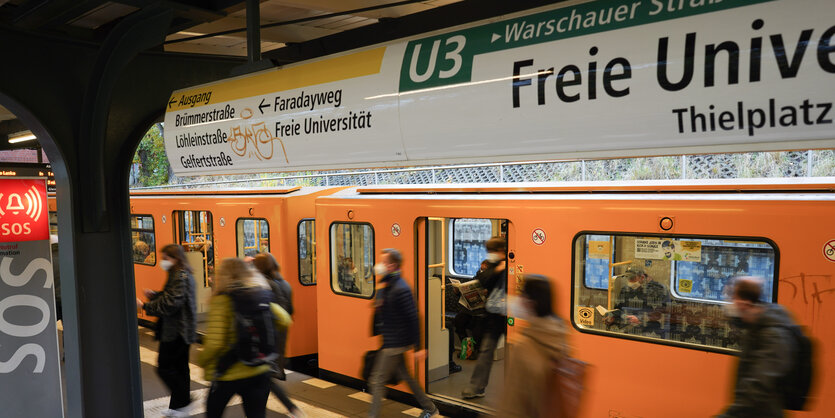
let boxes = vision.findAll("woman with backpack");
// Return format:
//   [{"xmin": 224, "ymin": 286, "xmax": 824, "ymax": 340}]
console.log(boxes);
[
  {"xmin": 498, "ymin": 275, "xmax": 570, "ymax": 418},
  {"xmin": 252, "ymin": 253, "xmax": 305, "ymax": 418},
  {"xmin": 136, "ymin": 244, "xmax": 197, "ymax": 418},
  {"xmin": 197, "ymin": 257, "xmax": 292, "ymax": 418}
]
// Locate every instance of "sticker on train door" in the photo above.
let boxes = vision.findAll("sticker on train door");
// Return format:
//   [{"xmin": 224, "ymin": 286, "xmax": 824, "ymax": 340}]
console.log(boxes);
[
  {"xmin": 824, "ymin": 240, "xmax": 835, "ymax": 262},
  {"xmin": 391, "ymin": 223, "xmax": 401, "ymax": 237},
  {"xmin": 532, "ymin": 228, "xmax": 546, "ymax": 245},
  {"xmin": 576, "ymin": 307, "xmax": 594, "ymax": 326},
  {"xmin": 679, "ymin": 279, "xmax": 693, "ymax": 293}
]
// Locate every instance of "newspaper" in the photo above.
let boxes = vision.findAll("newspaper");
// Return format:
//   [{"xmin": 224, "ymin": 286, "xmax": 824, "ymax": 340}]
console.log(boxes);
[{"xmin": 449, "ymin": 278, "xmax": 486, "ymax": 310}]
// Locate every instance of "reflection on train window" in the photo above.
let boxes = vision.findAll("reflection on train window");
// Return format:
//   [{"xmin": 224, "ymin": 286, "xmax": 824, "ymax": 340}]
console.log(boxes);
[
  {"xmin": 572, "ymin": 233, "xmax": 777, "ymax": 352},
  {"xmin": 330, "ymin": 223, "xmax": 374, "ymax": 298},
  {"xmin": 451, "ymin": 218, "xmax": 493, "ymax": 277},
  {"xmin": 236, "ymin": 218, "xmax": 269, "ymax": 258},
  {"xmin": 131, "ymin": 215, "xmax": 156, "ymax": 266},
  {"xmin": 174, "ymin": 210, "xmax": 214, "ymax": 287},
  {"xmin": 298, "ymin": 220, "xmax": 315, "ymax": 285},
  {"xmin": 583, "ymin": 234, "xmax": 615, "ymax": 289}
]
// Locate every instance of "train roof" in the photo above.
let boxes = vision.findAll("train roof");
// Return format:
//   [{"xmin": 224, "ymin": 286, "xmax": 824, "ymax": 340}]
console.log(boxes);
[{"xmin": 354, "ymin": 177, "xmax": 835, "ymax": 195}]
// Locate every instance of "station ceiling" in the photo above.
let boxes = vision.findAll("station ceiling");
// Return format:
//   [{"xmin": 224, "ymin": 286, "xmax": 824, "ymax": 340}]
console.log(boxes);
[{"xmin": 0, "ymin": 0, "xmax": 563, "ymax": 152}]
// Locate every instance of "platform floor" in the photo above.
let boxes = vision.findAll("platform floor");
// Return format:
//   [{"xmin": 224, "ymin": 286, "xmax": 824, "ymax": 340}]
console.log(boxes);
[{"xmin": 135, "ymin": 326, "xmax": 449, "ymax": 418}]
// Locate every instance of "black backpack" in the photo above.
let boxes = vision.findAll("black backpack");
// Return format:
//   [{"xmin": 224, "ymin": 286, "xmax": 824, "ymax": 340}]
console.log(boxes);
[
  {"xmin": 215, "ymin": 288, "xmax": 278, "ymax": 379},
  {"xmin": 780, "ymin": 324, "xmax": 813, "ymax": 410}
]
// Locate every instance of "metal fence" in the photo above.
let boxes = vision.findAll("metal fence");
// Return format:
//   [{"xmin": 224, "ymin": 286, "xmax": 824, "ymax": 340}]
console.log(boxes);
[{"xmin": 132, "ymin": 150, "xmax": 835, "ymax": 190}]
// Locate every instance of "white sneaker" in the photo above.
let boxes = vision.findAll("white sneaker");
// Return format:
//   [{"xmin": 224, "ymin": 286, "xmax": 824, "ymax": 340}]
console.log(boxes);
[
  {"xmin": 289, "ymin": 407, "xmax": 307, "ymax": 418},
  {"xmin": 161, "ymin": 407, "xmax": 190, "ymax": 417}
]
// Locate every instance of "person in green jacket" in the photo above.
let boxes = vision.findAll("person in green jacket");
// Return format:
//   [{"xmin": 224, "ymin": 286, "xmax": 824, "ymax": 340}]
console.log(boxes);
[{"xmin": 197, "ymin": 257, "xmax": 292, "ymax": 418}]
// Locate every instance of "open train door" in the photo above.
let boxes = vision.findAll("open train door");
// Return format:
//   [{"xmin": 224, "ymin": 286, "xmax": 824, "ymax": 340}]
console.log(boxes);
[
  {"xmin": 172, "ymin": 209, "xmax": 215, "ymax": 333},
  {"xmin": 419, "ymin": 217, "xmax": 509, "ymax": 414}
]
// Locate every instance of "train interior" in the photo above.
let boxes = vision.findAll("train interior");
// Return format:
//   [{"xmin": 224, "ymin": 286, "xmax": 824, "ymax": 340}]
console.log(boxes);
[
  {"xmin": 573, "ymin": 233, "xmax": 777, "ymax": 350},
  {"xmin": 423, "ymin": 217, "xmax": 508, "ymax": 410}
]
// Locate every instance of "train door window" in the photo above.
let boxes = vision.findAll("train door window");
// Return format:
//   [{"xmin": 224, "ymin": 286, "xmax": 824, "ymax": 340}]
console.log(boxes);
[
  {"xmin": 236, "ymin": 218, "xmax": 269, "ymax": 258},
  {"xmin": 572, "ymin": 233, "xmax": 777, "ymax": 352},
  {"xmin": 450, "ymin": 218, "xmax": 494, "ymax": 277},
  {"xmin": 330, "ymin": 223, "xmax": 374, "ymax": 298},
  {"xmin": 298, "ymin": 219, "xmax": 315, "ymax": 285},
  {"xmin": 174, "ymin": 210, "xmax": 214, "ymax": 286},
  {"xmin": 131, "ymin": 215, "xmax": 156, "ymax": 265}
]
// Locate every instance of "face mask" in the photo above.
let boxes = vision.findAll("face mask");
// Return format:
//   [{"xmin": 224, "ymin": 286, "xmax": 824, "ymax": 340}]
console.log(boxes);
[
  {"xmin": 485, "ymin": 252, "xmax": 503, "ymax": 263},
  {"xmin": 626, "ymin": 280, "xmax": 641, "ymax": 290},
  {"xmin": 374, "ymin": 263, "xmax": 388, "ymax": 276},
  {"xmin": 160, "ymin": 259, "xmax": 174, "ymax": 271}
]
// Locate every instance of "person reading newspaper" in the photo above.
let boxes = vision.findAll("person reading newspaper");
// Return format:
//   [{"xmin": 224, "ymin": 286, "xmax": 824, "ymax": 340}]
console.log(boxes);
[{"xmin": 601, "ymin": 267, "xmax": 670, "ymax": 337}]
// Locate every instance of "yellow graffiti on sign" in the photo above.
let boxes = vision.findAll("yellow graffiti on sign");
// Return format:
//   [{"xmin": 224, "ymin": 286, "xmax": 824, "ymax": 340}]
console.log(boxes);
[
  {"xmin": 679, "ymin": 279, "xmax": 693, "ymax": 293},
  {"xmin": 576, "ymin": 307, "xmax": 594, "ymax": 326}
]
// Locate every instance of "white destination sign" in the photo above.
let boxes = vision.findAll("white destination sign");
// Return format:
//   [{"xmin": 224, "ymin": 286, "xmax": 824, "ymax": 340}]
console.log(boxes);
[{"xmin": 164, "ymin": 0, "xmax": 835, "ymax": 175}]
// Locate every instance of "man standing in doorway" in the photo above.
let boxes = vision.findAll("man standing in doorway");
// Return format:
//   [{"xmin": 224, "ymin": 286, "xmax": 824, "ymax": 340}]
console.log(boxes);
[
  {"xmin": 462, "ymin": 237, "xmax": 507, "ymax": 399},
  {"xmin": 368, "ymin": 248, "xmax": 439, "ymax": 418}
]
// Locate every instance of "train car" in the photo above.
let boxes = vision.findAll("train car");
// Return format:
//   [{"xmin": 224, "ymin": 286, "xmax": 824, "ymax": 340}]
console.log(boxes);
[
  {"xmin": 127, "ymin": 187, "xmax": 339, "ymax": 361},
  {"xmin": 314, "ymin": 179, "xmax": 835, "ymax": 417}
]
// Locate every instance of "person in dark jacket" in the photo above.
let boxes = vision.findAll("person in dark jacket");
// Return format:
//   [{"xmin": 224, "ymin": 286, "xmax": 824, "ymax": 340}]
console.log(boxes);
[
  {"xmin": 252, "ymin": 253, "xmax": 304, "ymax": 418},
  {"xmin": 137, "ymin": 244, "xmax": 198, "ymax": 418},
  {"xmin": 368, "ymin": 248, "xmax": 438, "ymax": 418},
  {"xmin": 253, "ymin": 253, "xmax": 293, "ymax": 375},
  {"xmin": 462, "ymin": 237, "xmax": 507, "ymax": 399},
  {"xmin": 50, "ymin": 236, "xmax": 61, "ymax": 322},
  {"xmin": 604, "ymin": 267, "xmax": 670, "ymax": 337},
  {"xmin": 718, "ymin": 276, "xmax": 794, "ymax": 418}
]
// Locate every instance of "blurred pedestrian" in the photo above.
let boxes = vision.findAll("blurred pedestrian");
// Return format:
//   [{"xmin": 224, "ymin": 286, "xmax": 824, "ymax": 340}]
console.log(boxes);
[
  {"xmin": 368, "ymin": 248, "xmax": 438, "ymax": 418},
  {"xmin": 717, "ymin": 277, "xmax": 795, "ymax": 417},
  {"xmin": 252, "ymin": 253, "xmax": 305, "ymax": 417},
  {"xmin": 198, "ymin": 257, "xmax": 291, "ymax": 418},
  {"xmin": 137, "ymin": 244, "xmax": 197, "ymax": 418},
  {"xmin": 499, "ymin": 275, "xmax": 569, "ymax": 417}
]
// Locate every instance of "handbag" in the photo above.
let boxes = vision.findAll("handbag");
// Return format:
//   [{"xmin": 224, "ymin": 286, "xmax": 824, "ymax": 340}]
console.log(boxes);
[
  {"xmin": 530, "ymin": 323, "xmax": 588, "ymax": 418},
  {"xmin": 485, "ymin": 280, "xmax": 507, "ymax": 315},
  {"xmin": 548, "ymin": 356, "xmax": 588, "ymax": 418}
]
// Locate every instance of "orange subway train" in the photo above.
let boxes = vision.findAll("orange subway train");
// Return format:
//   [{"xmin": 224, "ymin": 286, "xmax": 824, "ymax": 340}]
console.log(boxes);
[
  {"xmin": 48, "ymin": 179, "xmax": 835, "ymax": 416},
  {"xmin": 50, "ymin": 187, "xmax": 341, "ymax": 362},
  {"xmin": 313, "ymin": 179, "xmax": 835, "ymax": 417}
]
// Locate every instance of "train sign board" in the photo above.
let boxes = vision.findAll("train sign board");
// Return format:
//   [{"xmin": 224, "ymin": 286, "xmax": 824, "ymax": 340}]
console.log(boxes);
[
  {"xmin": 0, "ymin": 178, "xmax": 63, "ymax": 417},
  {"xmin": 164, "ymin": 0, "xmax": 835, "ymax": 176}
]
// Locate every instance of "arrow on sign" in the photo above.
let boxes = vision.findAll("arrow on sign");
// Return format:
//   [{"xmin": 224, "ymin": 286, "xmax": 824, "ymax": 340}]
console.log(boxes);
[
  {"xmin": 168, "ymin": 97, "xmax": 177, "ymax": 109},
  {"xmin": 491, "ymin": 33, "xmax": 501, "ymax": 43},
  {"xmin": 259, "ymin": 98, "xmax": 270, "ymax": 114}
]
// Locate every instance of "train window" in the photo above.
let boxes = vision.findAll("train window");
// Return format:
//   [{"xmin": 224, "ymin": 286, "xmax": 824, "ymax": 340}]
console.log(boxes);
[
  {"xmin": 451, "ymin": 218, "xmax": 493, "ymax": 277},
  {"xmin": 572, "ymin": 233, "xmax": 777, "ymax": 352},
  {"xmin": 330, "ymin": 222, "xmax": 374, "ymax": 298},
  {"xmin": 174, "ymin": 210, "xmax": 214, "ymax": 286},
  {"xmin": 131, "ymin": 215, "xmax": 156, "ymax": 266},
  {"xmin": 298, "ymin": 219, "xmax": 315, "ymax": 285},
  {"xmin": 236, "ymin": 218, "xmax": 269, "ymax": 258}
]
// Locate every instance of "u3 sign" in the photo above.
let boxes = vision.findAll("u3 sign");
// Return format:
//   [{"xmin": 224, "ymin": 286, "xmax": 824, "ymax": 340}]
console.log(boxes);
[{"xmin": 399, "ymin": 34, "xmax": 471, "ymax": 92}]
